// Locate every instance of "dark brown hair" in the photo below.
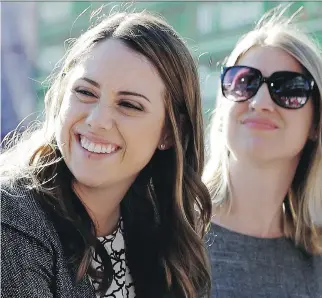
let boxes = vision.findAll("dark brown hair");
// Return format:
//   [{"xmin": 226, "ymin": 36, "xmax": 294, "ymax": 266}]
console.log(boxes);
[{"xmin": 1, "ymin": 11, "xmax": 212, "ymax": 298}]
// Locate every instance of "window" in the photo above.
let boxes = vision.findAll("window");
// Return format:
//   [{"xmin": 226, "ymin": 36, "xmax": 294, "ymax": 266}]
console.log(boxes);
[
  {"xmin": 200, "ymin": 65, "xmax": 220, "ymax": 99},
  {"xmin": 37, "ymin": 45, "xmax": 65, "ymax": 74},
  {"xmin": 196, "ymin": 4, "xmax": 214, "ymax": 35},
  {"xmin": 218, "ymin": 2, "xmax": 263, "ymax": 31},
  {"xmin": 39, "ymin": 2, "xmax": 72, "ymax": 24}
]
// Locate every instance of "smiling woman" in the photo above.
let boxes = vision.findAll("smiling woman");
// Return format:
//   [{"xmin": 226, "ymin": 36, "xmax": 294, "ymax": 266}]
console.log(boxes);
[
  {"xmin": 57, "ymin": 39, "xmax": 168, "ymax": 193},
  {"xmin": 1, "ymin": 10, "xmax": 211, "ymax": 298},
  {"xmin": 204, "ymin": 4, "xmax": 322, "ymax": 298}
]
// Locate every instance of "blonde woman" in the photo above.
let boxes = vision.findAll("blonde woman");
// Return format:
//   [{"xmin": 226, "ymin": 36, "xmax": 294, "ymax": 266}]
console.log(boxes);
[
  {"xmin": 204, "ymin": 6, "xmax": 322, "ymax": 297},
  {"xmin": 1, "ymin": 11, "xmax": 212, "ymax": 298}
]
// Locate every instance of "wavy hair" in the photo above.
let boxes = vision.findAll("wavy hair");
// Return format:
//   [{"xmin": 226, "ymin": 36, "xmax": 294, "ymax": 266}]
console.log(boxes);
[
  {"xmin": 1, "ymin": 10, "xmax": 212, "ymax": 298},
  {"xmin": 203, "ymin": 5, "xmax": 322, "ymax": 254}
]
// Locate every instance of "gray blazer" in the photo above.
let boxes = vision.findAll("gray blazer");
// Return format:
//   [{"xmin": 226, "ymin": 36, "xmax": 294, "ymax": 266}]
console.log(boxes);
[{"xmin": 1, "ymin": 182, "xmax": 96, "ymax": 298}]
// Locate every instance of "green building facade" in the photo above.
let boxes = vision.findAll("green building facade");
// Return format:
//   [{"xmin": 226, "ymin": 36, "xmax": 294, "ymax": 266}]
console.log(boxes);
[{"xmin": 36, "ymin": 2, "xmax": 322, "ymax": 120}]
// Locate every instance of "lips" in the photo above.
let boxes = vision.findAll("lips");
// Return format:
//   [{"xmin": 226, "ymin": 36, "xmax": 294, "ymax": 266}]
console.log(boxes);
[
  {"xmin": 76, "ymin": 133, "xmax": 121, "ymax": 154},
  {"xmin": 241, "ymin": 117, "xmax": 279, "ymax": 129}
]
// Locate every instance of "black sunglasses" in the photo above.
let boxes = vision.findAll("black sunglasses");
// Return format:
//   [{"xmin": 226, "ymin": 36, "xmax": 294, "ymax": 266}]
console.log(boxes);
[{"xmin": 221, "ymin": 65, "xmax": 315, "ymax": 109}]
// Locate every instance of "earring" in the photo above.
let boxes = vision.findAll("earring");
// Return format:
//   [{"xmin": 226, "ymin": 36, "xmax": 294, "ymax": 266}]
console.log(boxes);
[
  {"xmin": 159, "ymin": 144, "xmax": 166, "ymax": 150},
  {"xmin": 309, "ymin": 132, "xmax": 319, "ymax": 141}
]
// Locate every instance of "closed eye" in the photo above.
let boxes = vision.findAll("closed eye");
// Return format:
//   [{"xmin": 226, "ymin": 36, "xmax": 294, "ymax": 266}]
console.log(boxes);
[
  {"xmin": 72, "ymin": 88, "xmax": 98, "ymax": 103},
  {"xmin": 74, "ymin": 88, "xmax": 96, "ymax": 97},
  {"xmin": 119, "ymin": 101, "xmax": 143, "ymax": 111}
]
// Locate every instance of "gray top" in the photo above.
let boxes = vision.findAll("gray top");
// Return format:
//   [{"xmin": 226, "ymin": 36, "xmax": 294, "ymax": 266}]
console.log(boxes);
[
  {"xmin": 207, "ymin": 223, "xmax": 322, "ymax": 298},
  {"xmin": 1, "ymin": 182, "xmax": 96, "ymax": 298}
]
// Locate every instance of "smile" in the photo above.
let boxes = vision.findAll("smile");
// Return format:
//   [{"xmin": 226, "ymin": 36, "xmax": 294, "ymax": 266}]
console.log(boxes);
[{"xmin": 79, "ymin": 135, "xmax": 120, "ymax": 154}]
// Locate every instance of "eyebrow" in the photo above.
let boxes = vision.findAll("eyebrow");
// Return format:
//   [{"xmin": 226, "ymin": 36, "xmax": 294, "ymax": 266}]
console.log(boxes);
[
  {"xmin": 81, "ymin": 77, "xmax": 100, "ymax": 88},
  {"xmin": 79, "ymin": 77, "xmax": 150, "ymax": 102},
  {"xmin": 118, "ymin": 91, "xmax": 150, "ymax": 102}
]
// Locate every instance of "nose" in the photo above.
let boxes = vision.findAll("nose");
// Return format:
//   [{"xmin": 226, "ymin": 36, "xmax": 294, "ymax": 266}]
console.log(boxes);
[
  {"xmin": 85, "ymin": 103, "xmax": 114, "ymax": 131},
  {"xmin": 249, "ymin": 83, "xmax": 275, "ymax": 112}
]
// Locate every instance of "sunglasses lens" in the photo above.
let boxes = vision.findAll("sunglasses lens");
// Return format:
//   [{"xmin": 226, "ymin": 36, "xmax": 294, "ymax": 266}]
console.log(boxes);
[
  {"xmin": 270, "ymin": 73, "xmax": 311, "ymax": 109},
  {"xmin": 222, "ymin": 67, "xmax": 260, "ymax": 101}
]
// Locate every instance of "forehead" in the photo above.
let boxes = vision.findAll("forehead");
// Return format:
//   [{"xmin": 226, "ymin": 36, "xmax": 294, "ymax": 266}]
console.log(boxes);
[
  {"xmin": 237, "ymin": 46, "xmax": 303, "ymax": 76},
  {"xmin": 69, "ymin": 38, "xmax": 164, "ymax": 95}
]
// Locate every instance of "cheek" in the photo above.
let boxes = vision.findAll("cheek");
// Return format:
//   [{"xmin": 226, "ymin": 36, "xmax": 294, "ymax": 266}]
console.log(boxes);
[
  {"xmin": 223, "ymin": 102, "xmax": 245, "ymax": 134},
  {"xmin": 123, "ymin": 115, "xmax": 164, "ymax": 152},
  {"xmin": 119, "ymin": 118, "xmax": 164, "ymax": 172},
  {"xmin": 288, "ymin": 98, "xmax": 313, "ymax": 128},
  {"xmin": 278, "ymin": 104, "xmax": 314, "ymax": 157},
  {"xmin": 286, "ymin": 108, "xmax": 313, "ymax": 141},
  {"xmin": 54, "ymin": 95, "xmax": 81, "ymax": 151},
  {"xmin": 59, "ymin": 91, "xmax": 80, "ymax": 122}
]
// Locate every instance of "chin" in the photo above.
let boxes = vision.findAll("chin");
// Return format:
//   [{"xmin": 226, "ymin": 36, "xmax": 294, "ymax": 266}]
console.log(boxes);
[
  {"xmin": 72, "ymin": 173, "xmax": 105, "ymax": 189},
  {"xmin": 232, "ymin": 146, "xmax": 274, "ymax": 163}
]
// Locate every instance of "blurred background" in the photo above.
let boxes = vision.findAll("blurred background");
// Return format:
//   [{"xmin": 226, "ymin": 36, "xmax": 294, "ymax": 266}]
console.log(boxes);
[{"xmin": 2, "ymin": 1, "xmax": 322, "ymax": 140}]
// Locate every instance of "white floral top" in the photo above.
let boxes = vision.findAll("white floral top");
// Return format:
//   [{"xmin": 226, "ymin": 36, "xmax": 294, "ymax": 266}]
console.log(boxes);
[{"xmin": 90, "ymin": 219, "xmax": 136, "ymax": 298}]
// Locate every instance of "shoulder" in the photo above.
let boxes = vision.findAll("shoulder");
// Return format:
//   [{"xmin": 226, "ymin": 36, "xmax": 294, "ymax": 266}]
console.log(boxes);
[{"xmin": 1, "ymin": 179, "xmax": 58, "ymax": 244}]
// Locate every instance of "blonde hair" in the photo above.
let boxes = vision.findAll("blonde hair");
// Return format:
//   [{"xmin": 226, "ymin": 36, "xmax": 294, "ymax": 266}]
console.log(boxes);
[{"xmin": 204, "ymin": 5, "xmax": 322, "ymax": 254}]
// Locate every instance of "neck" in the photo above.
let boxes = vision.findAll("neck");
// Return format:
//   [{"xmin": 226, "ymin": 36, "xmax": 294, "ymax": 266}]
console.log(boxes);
[
  {"xmin": 214, "ymin": 156, "xmax": 299, "ymax": 238},
  {"xmin": 73, "ymin": 178, "xmax": 134, "ymax": 237}
]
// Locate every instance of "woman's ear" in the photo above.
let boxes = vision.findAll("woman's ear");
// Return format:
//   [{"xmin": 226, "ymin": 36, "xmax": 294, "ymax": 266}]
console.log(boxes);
[
  {"xmin": 158, "ymin": 119, "xmax": 174, "ymax": 150},
  {"xmin": 158, "ymin": 129, "xmax": 173, "ymax": 150},
  {"xmin": 308, "ymin": 122, "xmax": 319, "ymax": 142},
  {"xmin": 157, "ymin": 114, "xmax": 188, "ymax": 150},
  {"xmin": 308, "ymin": 131, "xmax": 318, "ymax": 142}
]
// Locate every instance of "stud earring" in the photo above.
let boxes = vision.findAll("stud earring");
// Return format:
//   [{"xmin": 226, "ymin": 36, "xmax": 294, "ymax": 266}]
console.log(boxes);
[{"xmin": 159, "ymin": 144, "xmax": 166, "ymax": 150}]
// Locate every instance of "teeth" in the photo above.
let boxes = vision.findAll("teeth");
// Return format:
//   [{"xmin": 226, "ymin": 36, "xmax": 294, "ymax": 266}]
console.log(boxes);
[
  {"xmin": 93, "ymin": 144, "xmax": 101, "ymax": 153},
  {"xmin": 81, "ymin": 137, "xmax": 85, "ymax": 148},
  {"xmin": 88, "ymin": 142, "xmax": 95, "ymax": 152},
  {"xmin": 80, "ymin": 136, "xmax": 118, "ymax": 154},
  {"xmin": 106, "ymin": 144, "xmax": 112, "ymax": 154}
]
